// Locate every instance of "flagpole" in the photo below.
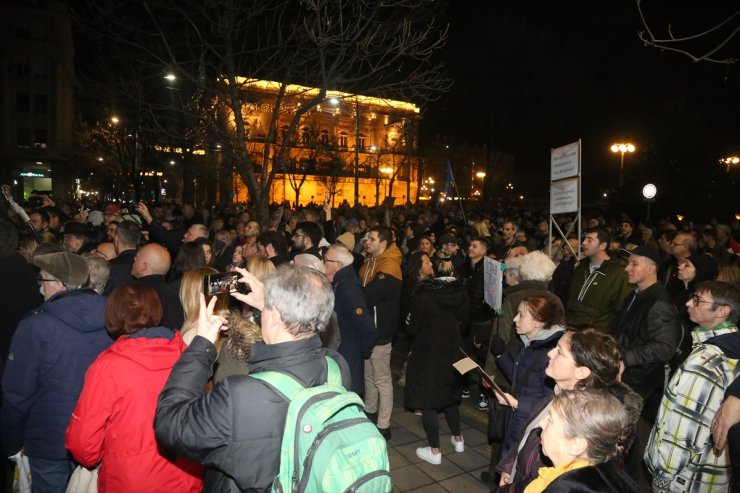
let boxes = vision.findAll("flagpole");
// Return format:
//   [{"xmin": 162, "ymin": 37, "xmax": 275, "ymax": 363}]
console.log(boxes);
[{"xmin": 445, "ymin": 160, "xmax": 467, "ymax": 224}]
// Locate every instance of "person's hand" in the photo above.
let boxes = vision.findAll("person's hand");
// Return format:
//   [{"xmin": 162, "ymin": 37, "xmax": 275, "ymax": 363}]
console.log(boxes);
[
  {"xmin": 496, "ymin": 392, "xmax": 518, "ymax": 409},
  {"xmin": 195, "ymin": 294, "xmax": 228, "ymax": 344},
  {"xmin": 79, "ymin": 206, "xmax": 90, "ymax": 223},
  {"xmin": 41, "ymin": 194, "xmax": 55, "ymax": 207},
  {"xmin": 322, "ymin": 202, "xmax": 331, "ymax": 221},
  {"xmin": 711, "ymin": 395, "xmax": 740, "ymax": 451},
  {"xmin": 618, "ymin": 360, "xmax": 625, "ymax": 382},
  {"xmin": 500, "ymin": 472, "xmax": 511, "ymax": 486},
  {"xmin": 135, "ymin": 202, "xmax": 153, "ymax": 224},
  {"xmin": 230, "ymin": 267, "xmax": 265, "ymax": 311}
]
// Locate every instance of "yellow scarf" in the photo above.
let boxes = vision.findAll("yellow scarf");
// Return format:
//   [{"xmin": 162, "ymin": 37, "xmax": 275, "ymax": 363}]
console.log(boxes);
[{"xmin": 524, "ymin": 460, "xmax": 591, "ymax": 493}]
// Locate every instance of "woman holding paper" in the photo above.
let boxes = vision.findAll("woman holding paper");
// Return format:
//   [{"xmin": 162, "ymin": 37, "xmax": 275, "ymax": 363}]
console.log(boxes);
[{"xmin": 404, "ymin": 258, "xmax": 469, "ymax": 465}]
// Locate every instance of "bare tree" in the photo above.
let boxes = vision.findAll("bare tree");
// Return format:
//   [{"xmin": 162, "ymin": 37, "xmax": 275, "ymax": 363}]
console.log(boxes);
[
  {"xmin": 636, "ymin": 1, "xmax": 740, "ymax": 64},
  {"xmin": 76, "ymin": 0, "xmax": 450, "ymax": 222}
]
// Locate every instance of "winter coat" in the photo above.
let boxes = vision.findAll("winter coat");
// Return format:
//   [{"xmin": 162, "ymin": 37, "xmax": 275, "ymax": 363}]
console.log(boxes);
[
  {"xmin": 103, "ymin": 249, "xmax": 136, "ymax": 296},
  {"xmin": 498, "ymin": 381, "xmax": 643, "ymax": 493},
  {"xmin": 66, "ymin": 327, "xmax": 202, "ymax": 493},
  {"xmin": 332, "ymin": 265, "xmax": 377, "ymax": 395},
  {"xmin": 359, "ymin": 243, "xmax": 403, "ymax": 345},
  {"xmin": 134, "ymin": 274, "xmax": 184, "ymax": 331},
  {"xmin": 613, "ymin": 282, "xmax": 681, "ymax": 400},
  {"xmin": 457, "ymin": 257, "xmax": 493, "ymax": 325},
  {"xmin": 154, "ymin": 335, "xmax": 351, "ymax": 493},
  {"xmin": 495, "ymin": 327, "xmax": 563, "ymax": 455},
  {"xmin": 540, "ymin": 460, "xmax": 640, "ymax": 493},
  {"xmin": 0, "ymin": 252, "xmax": 43, "ymax": 365},
  {"xmin": 1, "ymin": 289, "xmax": 113, "ymax": 459},
  {"xmin": 566, "ymin": 256, "xmax": 632, "ymax": 332},
  {"xmin": 404, "ymin": 277, "xmax": 469, "ymax": 410}
]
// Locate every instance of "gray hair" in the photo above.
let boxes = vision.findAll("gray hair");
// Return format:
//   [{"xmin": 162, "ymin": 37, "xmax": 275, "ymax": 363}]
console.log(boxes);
[
  {"xmin": 519, "ymin": 251, "xmax": 557, "ymax": 282},
  {"xmin": 327, "ymin": 245, "xmax": 354, "ymax": 267},
  {"xmin": 263, "ymin": 265, "xmax": 335, "ymax": 337},
  {"xmin": 82, "ymin": 255, "xmax": 111, "ymax": 295},
  {"xmin": 293, "ymin": 254, "xmax": 326, "ymax": 274}
]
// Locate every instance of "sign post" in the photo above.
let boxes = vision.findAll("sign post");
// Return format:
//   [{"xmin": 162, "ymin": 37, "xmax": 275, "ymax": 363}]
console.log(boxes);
[{"xmin": 549, "ymin": 140, "xmax": 582, "ymax": 260}]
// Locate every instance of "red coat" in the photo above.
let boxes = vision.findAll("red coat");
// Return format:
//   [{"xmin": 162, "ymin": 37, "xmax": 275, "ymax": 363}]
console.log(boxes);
[{"xmin": 66, "ymin": 328, "xmax": 202, "ymax": 493}]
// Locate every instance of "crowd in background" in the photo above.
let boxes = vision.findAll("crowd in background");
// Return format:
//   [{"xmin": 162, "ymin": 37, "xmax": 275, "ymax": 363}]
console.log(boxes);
[{"xmin": 1, "ymin": 192, "xmax": 740, "ymax": 492}]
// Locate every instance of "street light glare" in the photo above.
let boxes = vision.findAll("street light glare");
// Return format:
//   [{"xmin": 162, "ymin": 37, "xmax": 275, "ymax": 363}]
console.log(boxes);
[
  {"xmin": 328, "ymin": 97, "xmax": 339, "ymax": 105},
  {"xmin": 626, "ymin": 144, "xmax": 635, "ymax": 152},
  {"xmin": 110, "ymin": 116, "xmax": 120, "ymax": 124},
  {"xmin": 164, "ymin": 73, "xmax": 177, "ymax": 81},
  {"xmin": 610, "ymin": 144, "xmax": 619, "ymax": 153}
]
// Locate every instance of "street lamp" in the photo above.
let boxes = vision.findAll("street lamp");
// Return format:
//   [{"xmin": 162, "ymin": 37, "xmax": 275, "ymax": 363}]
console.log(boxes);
[
  {"xmin": 719, "ymin": 156, "xmax": 740, "ymax": 172},
  {"xmin": 110, "ymin": 116, "xmax": 120, "ymax": 124},
  {"xmin": 610, "ymin": 142, "xmax": 635, "ymax": 186},
  {"xmin": 380, "ymin": 166, "xmax": 393, "ymax": 199},
  {"xmin": 642, "ymin": 183, "xmax": 657, "ymax": 222}
]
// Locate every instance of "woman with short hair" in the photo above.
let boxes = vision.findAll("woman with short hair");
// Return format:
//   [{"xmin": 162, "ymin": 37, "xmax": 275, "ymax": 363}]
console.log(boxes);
[
  {"xmin": 66, "ymin": 283, "xmax": 203, "ymax": 492},
  {"xmin": 525, "ymin": 389, "xmax": 640, "ymax": 492}
]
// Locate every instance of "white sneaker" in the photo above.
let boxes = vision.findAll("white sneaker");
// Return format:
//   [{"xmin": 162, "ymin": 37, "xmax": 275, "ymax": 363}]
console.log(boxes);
[
  {"xmin": 450, "ymin": 436, "xmax": 465, "ymax": 453},
  {"xmin": 416, "ymin": 446, "xmax": 442, "ymax": 465}
]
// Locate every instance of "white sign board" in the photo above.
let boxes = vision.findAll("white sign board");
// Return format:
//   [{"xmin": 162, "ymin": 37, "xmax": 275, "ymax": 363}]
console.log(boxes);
[
  {"xmin": 550, "ymin": 177, "xmax": 579, "ymax": 214},
  {"xmin": 483, "ymin": 257, "xmax": 503, "ymax": 312},
  {"xmin": 551, "ymin": 141, "xmax": 580, "ymax": 181}
]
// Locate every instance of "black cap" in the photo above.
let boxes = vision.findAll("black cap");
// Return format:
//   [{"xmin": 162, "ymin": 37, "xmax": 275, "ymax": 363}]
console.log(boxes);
[{"xmin": 620, "ymin": 245, "xmax": 662, "ymax": 267}]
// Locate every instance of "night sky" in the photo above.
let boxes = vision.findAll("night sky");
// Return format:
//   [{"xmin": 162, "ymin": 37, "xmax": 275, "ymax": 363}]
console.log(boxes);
[{"xmin": 421, "ymin": 1, "xmax": 740, "ymax": 218}]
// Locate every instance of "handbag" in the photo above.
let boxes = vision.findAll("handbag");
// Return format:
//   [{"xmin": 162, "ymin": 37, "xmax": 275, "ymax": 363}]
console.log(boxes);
[
  {"xmin": 487, "ymin": 398, "xmax": 508, "ymax": 443},
  {"xmin": 66, "ymin": 465, "xmax": 99, "ymax": 493}
]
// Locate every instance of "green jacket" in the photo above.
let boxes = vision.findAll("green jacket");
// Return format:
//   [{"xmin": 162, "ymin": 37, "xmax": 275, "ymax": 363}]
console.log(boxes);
[{"xmin": 566, "ymin": 256, "xmax": 632, "ymax": 332}]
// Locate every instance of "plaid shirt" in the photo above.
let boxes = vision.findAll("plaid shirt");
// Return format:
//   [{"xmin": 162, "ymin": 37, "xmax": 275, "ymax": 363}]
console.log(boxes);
[{"xmin": 645, "ymin": 322, "xmax": 739, "ymax": 492}]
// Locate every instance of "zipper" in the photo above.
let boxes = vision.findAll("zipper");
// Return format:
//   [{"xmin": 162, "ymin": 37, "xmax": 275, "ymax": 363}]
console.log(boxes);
[
  {"xmin": 293, "ymin": 391, "xmax": 338, "ymax": 491},
  {"xmin": 342, "ymin": 470, "xmax": 392, "ymax": 493}
]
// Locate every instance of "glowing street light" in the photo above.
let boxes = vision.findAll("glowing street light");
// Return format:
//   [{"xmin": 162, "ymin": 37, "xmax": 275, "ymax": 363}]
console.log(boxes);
[
  {"xmin": 642, "ymin": 183, "xmax": 657, "ymax": 222},
  {"xmin": 719, "ymin": 156, "xmax": 740, "ymax": 172},
  {"xmin": 164, "ymin": 73, "xmax": 177, "ymax": 81},
  {"xmin": 610, "ymin": 142, "xmax": 636, "ymax": 186},
  {"xmin": 110, "ymin": 116, "xmax": 120, "ymax": 124}
]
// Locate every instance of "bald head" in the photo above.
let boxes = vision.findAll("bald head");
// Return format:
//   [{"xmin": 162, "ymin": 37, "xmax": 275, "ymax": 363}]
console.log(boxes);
[
  {"xmin": 92, "ymin": 242, "xmax": 118, "ymax": 261},
  {"xmin": 132, "ymin": 243, "xmax": 171, "ymax": 277}
]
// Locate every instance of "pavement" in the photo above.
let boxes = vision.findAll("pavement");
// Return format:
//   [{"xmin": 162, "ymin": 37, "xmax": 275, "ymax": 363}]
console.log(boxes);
[{"xmin": 386, "ymin": 346, "xmax": 495, "ymax": 493}]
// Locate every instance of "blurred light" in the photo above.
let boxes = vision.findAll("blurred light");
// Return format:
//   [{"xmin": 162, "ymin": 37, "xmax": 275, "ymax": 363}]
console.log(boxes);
[
  {"xmin": 476, "ymin": 171, "xmax": 486, "ymax": 178},
  {"xmin": 13, "ymin": 180, "xmax": 18, "ymax": 185},
  {"xmin": 676, "ymin": 214, "xmax": 684, "ymax": 222},
  {"xmin": 642, "ymin": 183, "xmax": 657, "ymax": 199},
  {"xmin": 328, "ymin": 97, "xmax": 339, "ymax": 105},
  {"xmin": 735, "ymin": 213, "xmax": 740, "ymax": 220},
  {"xmin": 519, "ymin": 195, "xmax": 524, "ymax": 200},
  {"xmin": 602, "ymin": 192, "xmax": 608, "ymax": 198},
  {"xmin": 611, "ymin": 142, "xmax": 635, "ymax": 154},
  {"xmin": 110, "ymin": 116, "xmax": 119, "ymax": 124},
  {"xmin": 169, "ymin": 160, "xmax": 175, "ymax": 165},
  {"xmin": 97, "ymin": 157, "xmax": 104, "ymax": 162},
  {"xmin": 164, "ymin": 73, "xmax": 177, "ymax": 81}
]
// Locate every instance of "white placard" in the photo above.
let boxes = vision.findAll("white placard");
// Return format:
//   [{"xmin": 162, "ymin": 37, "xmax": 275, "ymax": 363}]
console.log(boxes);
[
  {"xmin": 483, "ymin": 257, "xmax": 503, "ymax": 312},
  {"xmin": 551, "ymin": 141, "xmax": 580, "ymax": 181},
  {"xmin": 550, "ymin": 177, "xmax": 579, "ymax": 214}
]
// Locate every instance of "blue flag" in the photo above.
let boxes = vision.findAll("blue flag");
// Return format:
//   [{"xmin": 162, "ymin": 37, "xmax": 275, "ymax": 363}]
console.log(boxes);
[{"xmin": 443, "ymin": 160, "xmax": 456, "ymax": 197}]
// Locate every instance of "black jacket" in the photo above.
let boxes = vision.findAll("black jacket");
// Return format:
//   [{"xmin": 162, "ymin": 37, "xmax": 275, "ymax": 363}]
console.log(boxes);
[
  {"xmin": 155, "ymin": 335, "xmax": 350, "ymax": 493},
  {"xmin": 134, "ymin": 274, "xmax": 184, "ymax": 331},
  {"xmin": 103, "ymin": 248, "xmax": 137, "ymax": 295},
  {"xmin": 332, "ymin": 265, "xmax": 377, "ymax": 394},
  {"xmin": 542, "ymin": 460, "xmax": 640, "ymax": 493},
  {"xmin": 613, "ymin": 282, "xmax": 681, "ymax": 393},
  {"xmin": 404, "ymin": 278, "xmax": 469, "ymax": 410},
  {"xmin": 457, "ymin": 257, "xmax": 492, "ymax": 325}
]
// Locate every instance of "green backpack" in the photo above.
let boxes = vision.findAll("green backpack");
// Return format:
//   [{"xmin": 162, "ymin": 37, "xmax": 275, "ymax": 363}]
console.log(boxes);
[{"xmin": 251, "ymin": 357, "xmax": 392, "ymax": 493}]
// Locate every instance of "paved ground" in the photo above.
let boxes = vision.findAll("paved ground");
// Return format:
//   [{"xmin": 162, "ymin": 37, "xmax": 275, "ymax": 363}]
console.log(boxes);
[{"xmin": 386, "ymin": 347, "xmax": 494, "ymax": 492}]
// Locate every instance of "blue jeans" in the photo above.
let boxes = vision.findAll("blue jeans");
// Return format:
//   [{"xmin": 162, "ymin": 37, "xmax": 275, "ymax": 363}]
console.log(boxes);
[{"xmin": 27, "ymin": 457, "xmax": 74, "ymax": 493}]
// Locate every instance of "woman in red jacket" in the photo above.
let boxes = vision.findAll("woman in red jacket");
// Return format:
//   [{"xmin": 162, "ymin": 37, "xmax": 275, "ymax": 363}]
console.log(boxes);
[{"xmin": 66, "ymin": 283, "xmax": 202, "ymax": 492}]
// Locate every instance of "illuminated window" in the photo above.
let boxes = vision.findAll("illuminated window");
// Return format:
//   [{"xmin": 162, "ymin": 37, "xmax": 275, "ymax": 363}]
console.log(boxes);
[
  {"xmin": 301, "ymin": 127, "xmax": 311, "ymax": 145},
  {"xmin": 357, "ymin": 133, "xmax": 366, "ymax": 150},
  {"xmin": 280, "ymin": 124, "xmax": 290, "ymax": 141},
  {"xmin": 320, "ymin": 129, "xmax": 329, "ymax": 145},
  {"xmin": 339, "ymin": 131, "xmax": 348, "ymax": 148}
]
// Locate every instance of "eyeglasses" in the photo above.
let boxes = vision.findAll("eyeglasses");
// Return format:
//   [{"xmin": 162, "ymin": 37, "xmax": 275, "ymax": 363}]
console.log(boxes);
[
  {"xmin": 690, "ymin": 294, "xmax": 725, "ymax": 308},
  {"xmin": 292, "ymin": 233, "xmax": 304, "ymax": 239},
  {"xmin": 323, "ymin": 257, "xmax": 342, "ymax": 264},
  {"xmin": 37, "ymin": 277, "xmax": 57, "ymax": 285},
  {"xmin": 670, "ymin": 242, "xmax": 686, "ymax": 247}
]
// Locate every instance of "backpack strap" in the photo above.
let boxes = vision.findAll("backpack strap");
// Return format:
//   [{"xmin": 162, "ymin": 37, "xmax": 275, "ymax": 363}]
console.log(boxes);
[{"xmin": 251, "ymin": 356, "xmax": 344, "ymax": 400}]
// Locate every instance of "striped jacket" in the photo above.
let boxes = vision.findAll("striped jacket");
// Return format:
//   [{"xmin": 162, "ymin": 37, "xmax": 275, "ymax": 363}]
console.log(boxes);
[{"xmin": 645, "ymin": 322, "xmax": 739, "ymax": 492}]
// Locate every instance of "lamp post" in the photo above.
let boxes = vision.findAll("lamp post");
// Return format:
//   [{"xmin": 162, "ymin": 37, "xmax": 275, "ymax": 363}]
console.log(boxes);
[
  {"xmin": 380, "ymin": 166, "xmax": 393, "ymax": 201},
  {"xmin": 610, "ymin": 142, "xmax": 635, "ymax": 186},
  {"xmin": 642, "ymin": 183, "xmax": 657, "ymax": 222},
  {"xmin": 476, "ymin": 171, "xmax": 486, "ymax": 199}
]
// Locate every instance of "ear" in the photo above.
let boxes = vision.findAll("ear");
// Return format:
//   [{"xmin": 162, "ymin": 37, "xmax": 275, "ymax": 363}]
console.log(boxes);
[
  {"xmin": 716, "ymin": 304, "xmax": 731, "ymax": 320},
  {"xmin": 573, "ymin": 365, "xmax": 591, "ymax": 382},
  {"xmin": 566, "ymin": 436, "xmax": 589, "ymax": 459}
]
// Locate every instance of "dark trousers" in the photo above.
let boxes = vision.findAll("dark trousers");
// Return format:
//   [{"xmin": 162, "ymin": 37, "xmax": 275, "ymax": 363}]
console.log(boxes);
[{"xmin": 421, "ymin": 406, "xmax": 461, "ymax": 449}]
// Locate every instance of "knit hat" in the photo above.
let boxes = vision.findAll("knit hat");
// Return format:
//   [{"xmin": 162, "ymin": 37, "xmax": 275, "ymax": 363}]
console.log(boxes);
[
  {"xmin": 33, "ymin": 252, "xmax": 89, "ymax": 285},
  {"xmin": 336, "ymin": 232, "xmax": 356, "ymax": 251},
  {"xmin": 440, "ymin": 234, "xmax": 458, "ymax": 246},
  {"xmin": 688, "ymin": 254, "xmax": 719, "ymax": 284}
]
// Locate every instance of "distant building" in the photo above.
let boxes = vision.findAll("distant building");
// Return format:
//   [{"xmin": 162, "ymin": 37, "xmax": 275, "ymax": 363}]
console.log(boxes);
[
  {"xmin": 0, "ymin": 0, "xmax": 75, "ymax": 199},
  {"xmin": 219, "ymin": 79, "xmax": 421, "ymax": 207}
]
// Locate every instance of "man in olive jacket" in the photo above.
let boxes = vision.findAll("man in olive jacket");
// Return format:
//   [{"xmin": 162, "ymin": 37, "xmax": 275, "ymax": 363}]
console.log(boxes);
[
  {"xmin": 154, "ymin": 266, "xmax": 350, "ymax": 492},
  {"xmin": 567, "ymin": 227, "xmax": 632, "ymax": 332}
]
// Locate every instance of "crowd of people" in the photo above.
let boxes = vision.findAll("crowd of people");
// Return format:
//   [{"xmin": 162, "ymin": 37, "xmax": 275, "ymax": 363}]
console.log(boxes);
[{"xmin": 1, "ymin": 192, "xmax": 740, "ymax": 492}]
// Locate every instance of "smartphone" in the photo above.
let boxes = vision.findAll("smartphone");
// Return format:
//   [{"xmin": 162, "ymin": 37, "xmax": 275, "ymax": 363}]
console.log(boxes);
[{"xmin": 203, "ymin": 272, "xmax": 251, "ymax": 296}]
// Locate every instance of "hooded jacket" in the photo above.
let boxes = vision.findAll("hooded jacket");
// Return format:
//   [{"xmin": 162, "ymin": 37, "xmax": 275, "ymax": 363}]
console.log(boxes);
[
  {"xmin": 645, "ymin": 323, "xmax": 739, "ymax": 492},
  {"xmin": 1, "ymin": 289, "xmax": 113, "ymax": 459},
  {"xmin": 404, "ymin": 277, "xmax": 469, "ymax": 410},
  {"xmin": 66, "ymin": 327, "xmax": 202, "ymax": 493},
  {"xmin": 359, "ymin": 243, "xmax": 403, "ymax": 344}
]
